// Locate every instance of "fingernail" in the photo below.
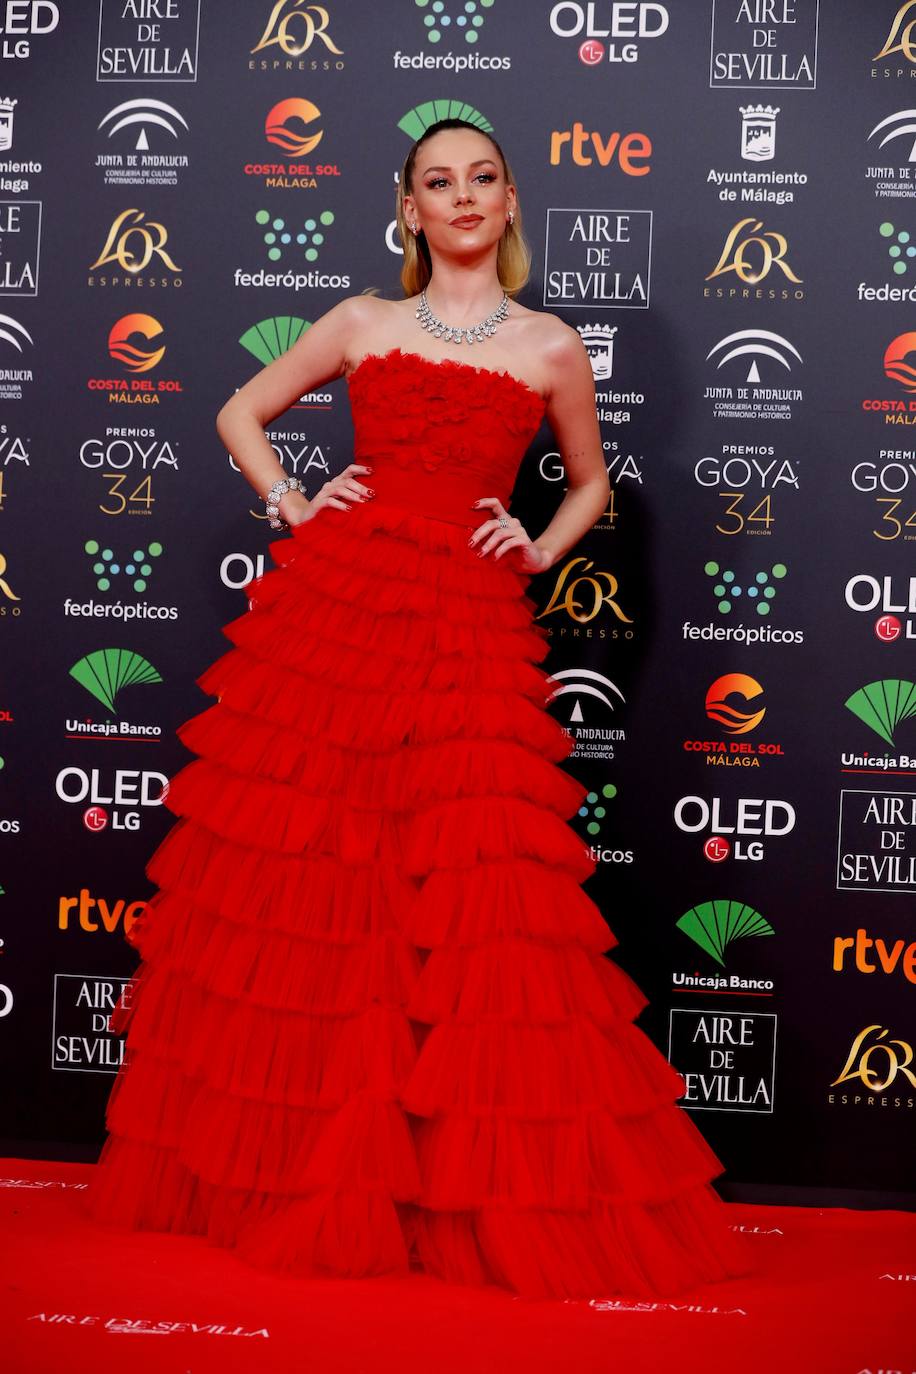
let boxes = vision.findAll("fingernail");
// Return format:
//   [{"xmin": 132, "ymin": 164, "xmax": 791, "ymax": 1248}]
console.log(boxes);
[{"xmin": 367, "ymin": 488, "xmax": 375, "ymax": 496}]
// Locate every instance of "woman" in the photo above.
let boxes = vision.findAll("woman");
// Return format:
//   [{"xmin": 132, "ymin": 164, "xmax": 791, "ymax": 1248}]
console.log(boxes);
[{"xmin": 86, "ymin": 118, "xmax": 751, "ymax": 1300}]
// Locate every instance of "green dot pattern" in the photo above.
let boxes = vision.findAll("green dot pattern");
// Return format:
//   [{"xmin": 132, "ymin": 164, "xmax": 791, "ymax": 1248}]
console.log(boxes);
[
  {"xmin": 415, "ymin": 0, "xmax": 494, "ymax": 44},
  {"xmin": 84, "ymin": 539, "xmax": 163, "ymax": 593},
  {"xmin": 879, "ymin": 221, "xmax": 916, "ymax": 275},
  {"xmin": 258, "ymin": 210, "xmax": 335, "ymax": 262},
  {"xmin": 705, "ymin": 562, "xmax": 787, "ymax": 615}
]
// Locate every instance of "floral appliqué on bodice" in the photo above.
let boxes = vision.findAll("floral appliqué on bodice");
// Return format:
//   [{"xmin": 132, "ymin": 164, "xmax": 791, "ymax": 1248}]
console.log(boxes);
[{"xmin": 346, "ymin": 349, "xmax": 547, "ymax": 490}]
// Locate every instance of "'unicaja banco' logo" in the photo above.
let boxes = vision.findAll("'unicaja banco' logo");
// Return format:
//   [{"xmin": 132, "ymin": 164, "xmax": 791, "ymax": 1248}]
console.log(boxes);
[
  {"xmin": 845, "ymin": 679, "xmax": 916, "ymax": 747},
  {"xmin": 240, "ymin": 316, "xmax": 310, "ymax": 364},
  {"xmin": 70, "ymin": 648, "xmax": 162, "ymax": 713},
  {"xmin": 677, "ymin": 899, "xmax": 775, "ymax": 968}
]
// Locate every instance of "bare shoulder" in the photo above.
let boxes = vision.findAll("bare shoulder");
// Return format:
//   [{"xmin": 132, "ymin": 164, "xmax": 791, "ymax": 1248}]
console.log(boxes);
[
  {"xmin": 329, "ymin": 292, "xmax": 396, "ymax": 332},
  {"xmin": 513, "ymin": 308, "xmax": 589, "ymax": 394}
]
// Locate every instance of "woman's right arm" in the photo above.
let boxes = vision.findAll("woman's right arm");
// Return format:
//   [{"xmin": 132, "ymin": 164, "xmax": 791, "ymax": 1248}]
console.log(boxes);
[{"xmin": 215, "ymin": 294, "xmax": 380, "ymax": 527}]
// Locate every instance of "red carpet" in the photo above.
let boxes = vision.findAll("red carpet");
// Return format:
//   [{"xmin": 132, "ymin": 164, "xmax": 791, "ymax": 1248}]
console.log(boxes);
[{"xmin": 1, "ymin": 1157, "xmax": 913, "ymax": 1374}]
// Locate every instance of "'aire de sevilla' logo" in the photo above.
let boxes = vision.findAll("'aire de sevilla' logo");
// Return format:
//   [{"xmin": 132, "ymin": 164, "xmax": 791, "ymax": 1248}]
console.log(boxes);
[
  {"xmin": 250, "ymin": 1, "xmax": 345, "ymax": 70},
  {"xmin": 88, "ymin": 209, "xmax": 181, "ymax": 287},
  {"xmin": 704, "ymin": 218, "xmax": 803, "ymax": 301},
  {"xmin": 668, "ymin": 1008, "xmax": 777, "ymax": 1113},
  {"xmin": 683, "ymin": 673, "xmax": 784, "ymax": 768},
  {"xmin": 672, "ymin": 898, "xmax": 775, "ymax": 996},
  {"xmin": 710, "ymin": 0, "xmax": 818, "ymax": 90},
  {"xmin": 97, "ymin": 0, "xmax": 201, "ymax": 81}
]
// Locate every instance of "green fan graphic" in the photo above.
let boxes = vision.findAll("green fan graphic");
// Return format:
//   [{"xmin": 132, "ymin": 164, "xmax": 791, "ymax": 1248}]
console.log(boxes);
[
  {"xmin": 397, "ymin": 101, "xmax": 493, "ymax": 142},
  {"xmin": 676, "ymin": 899, "xmax": 775, "ymax": 968},
  {"xmin": 69, "ymin": 649, "xmax": 162, "ymax": 714},
  {"xmin": 844, "ymin": 679, "xmax": 916, "ymax": 747},
  {"xmin": 239, "ymin": 317, "xmax": 310, "ymax": 366}
]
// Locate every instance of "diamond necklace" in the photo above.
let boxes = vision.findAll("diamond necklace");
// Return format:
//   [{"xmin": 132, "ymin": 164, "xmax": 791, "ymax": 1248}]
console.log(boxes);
[{"xmin": 416, "ymin": 289, "xmax": 509, "ymax": 346}]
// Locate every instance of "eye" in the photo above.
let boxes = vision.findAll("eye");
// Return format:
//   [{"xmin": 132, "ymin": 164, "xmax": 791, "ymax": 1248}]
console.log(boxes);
[
  {"xmin": 475, "ymin": 172, "xmax": 496, "ymax": 184},
  {"xmin": 426, "ymin": 176, "xmax": 448, "ymax": 190}
]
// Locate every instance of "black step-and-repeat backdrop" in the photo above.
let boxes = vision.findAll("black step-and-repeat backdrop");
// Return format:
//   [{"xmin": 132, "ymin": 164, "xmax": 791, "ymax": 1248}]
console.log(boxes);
[{"xmin": 1, "ymin": 1, "xmax": 913, "ymax": 1206}]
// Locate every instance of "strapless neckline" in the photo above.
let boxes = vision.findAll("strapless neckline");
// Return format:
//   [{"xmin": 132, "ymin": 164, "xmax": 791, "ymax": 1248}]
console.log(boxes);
[{"xmin": 346, "ymin": 346, "xmax": 547, "ymax": 409}]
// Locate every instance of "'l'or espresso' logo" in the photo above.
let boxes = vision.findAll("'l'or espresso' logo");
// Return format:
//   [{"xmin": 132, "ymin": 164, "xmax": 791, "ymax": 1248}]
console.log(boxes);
[
  {"xmin": 875, "ymin": 2, "xmax": 916, "ymax": 64},
  {"xmin": 831, "ymin": 1024, "xmax": 916, "ymax": 1092},
  {"xmin": 90, "ymin": 210, "xmax": 181, "ymax": 276},
  {"xmin": 707, "ymin": 218, "xmax": 801, "ymax": 286},
  {"xmin": 252, "ymin": 2, "xmax": 343, "ymax": 57}
]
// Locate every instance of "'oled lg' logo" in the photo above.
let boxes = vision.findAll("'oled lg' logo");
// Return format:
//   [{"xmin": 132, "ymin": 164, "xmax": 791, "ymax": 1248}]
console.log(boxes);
[
  {"xmin": 56, "ymin": 766, "xmax": 167, "ymax": 835},
  {"xmin": 548, "ymin": 3, "xmax": 669, "ymax": 66},
  {"xmin": 0, "ymin": 1, "xmax": 59, "ymax": 60},
  {"xmin": 674, "ymin": 794, "xmax": 796, "ymax": 863},
  {"xmin": 845, "ymin": 574, "xmax": 916, "ymax": 641}
]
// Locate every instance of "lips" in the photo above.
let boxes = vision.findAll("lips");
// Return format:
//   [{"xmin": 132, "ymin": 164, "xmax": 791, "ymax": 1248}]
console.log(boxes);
[{"xmin": 450, "ymin": 215, "xmax": 483, "ymax": 227}]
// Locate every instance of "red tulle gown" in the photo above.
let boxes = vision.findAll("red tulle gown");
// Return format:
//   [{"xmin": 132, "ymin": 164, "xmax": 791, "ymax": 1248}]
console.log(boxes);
[{"xmin": 85, "ymin": 346, "xmax": 751, "ymax": 1299}]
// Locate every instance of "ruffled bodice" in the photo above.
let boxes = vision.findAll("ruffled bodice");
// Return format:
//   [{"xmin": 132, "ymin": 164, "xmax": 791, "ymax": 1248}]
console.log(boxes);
[{"xmin": 346, "ymin": 348, "xmax": 547, "ymax": 526}]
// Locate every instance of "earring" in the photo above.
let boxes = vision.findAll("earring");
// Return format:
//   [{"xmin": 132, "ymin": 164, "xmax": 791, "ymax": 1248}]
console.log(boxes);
[
  {"xmin": 409, "ymin": 221, "xmax": 419, "ymax": 235},
  {"xmin": 507, "ymin": 210, "xmax": 515, "ymax": 225}
]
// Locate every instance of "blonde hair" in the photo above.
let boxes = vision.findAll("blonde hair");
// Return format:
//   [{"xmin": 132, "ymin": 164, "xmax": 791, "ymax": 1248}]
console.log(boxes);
[{"xmin": 395, "ymin": 119, "xmax": 531, "ymax": 299}]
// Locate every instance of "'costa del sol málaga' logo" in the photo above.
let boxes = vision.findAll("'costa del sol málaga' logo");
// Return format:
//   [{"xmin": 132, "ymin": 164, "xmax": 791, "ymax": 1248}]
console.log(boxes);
[
  {"xmin": 108, "ymin": 314, "xmax": 165, "ymax": 372},
  {"xmin": 705, "ymin": 674, "xmax": 766, "ymax": 734}
]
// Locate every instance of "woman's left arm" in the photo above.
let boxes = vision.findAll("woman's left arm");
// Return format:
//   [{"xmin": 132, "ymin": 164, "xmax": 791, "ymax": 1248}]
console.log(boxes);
[
  {"xmin": 529, "ymin": 324, "xmax": 610, "ymax": 571},
  {"xmin": 472, "ymin": 323, "xmax": 610, "ymax": 573}
]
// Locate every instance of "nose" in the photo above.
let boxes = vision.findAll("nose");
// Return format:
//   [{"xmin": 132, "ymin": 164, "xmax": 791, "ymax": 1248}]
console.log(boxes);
[{"xmin": 455, "ymin": 182, "xmax": 475, "ymax": 204}]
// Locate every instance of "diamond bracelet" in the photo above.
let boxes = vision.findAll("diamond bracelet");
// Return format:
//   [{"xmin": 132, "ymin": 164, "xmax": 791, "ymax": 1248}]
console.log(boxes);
[{"xmin": 264, "ymin": 476, "xmax": 306, "ymax": 531}]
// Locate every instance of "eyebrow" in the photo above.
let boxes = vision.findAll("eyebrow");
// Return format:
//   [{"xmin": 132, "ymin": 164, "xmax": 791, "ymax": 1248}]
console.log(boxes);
[{"xmin": 420, "ymin": 159, "xmax": 498, "ymax": 174}]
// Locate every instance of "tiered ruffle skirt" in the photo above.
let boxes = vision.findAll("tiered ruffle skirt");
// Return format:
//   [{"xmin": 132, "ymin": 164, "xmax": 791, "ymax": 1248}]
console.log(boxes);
[{"xmin": 86, "ymin": 498, "xmax": 751, "ymax": 1298}]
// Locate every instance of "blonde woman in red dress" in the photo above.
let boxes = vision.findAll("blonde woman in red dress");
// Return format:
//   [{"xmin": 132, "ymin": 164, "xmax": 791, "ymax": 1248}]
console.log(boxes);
[{"xmin": 86, "ymin": 118, "xmax": 751, "ymax": 1300}]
